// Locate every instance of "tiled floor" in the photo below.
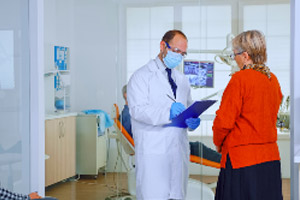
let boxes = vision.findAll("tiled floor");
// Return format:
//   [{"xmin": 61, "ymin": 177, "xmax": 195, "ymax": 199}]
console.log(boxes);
[{"xmin": 45, "ymin": 173, "xmax": 290, "ymax": 200}]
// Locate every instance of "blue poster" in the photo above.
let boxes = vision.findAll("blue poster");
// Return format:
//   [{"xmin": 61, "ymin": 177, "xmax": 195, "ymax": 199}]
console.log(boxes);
[{"xmin": 54, "ymin": 46, "xmax": 69, "ymax": 70}]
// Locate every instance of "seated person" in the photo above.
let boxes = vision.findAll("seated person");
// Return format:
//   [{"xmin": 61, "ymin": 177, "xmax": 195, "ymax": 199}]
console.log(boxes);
[
  {"xmin": 0, "ymin": 187, "xmax": 57, "ymax": 200},
  {"xmin": 189, "ymin": 141, "xmax": 221, "ymax": 163},
  {"xmin": 120, "ymin": 85, "xmax": 221, "ymax": 163},
  {"xmin": 120, "ymin": 85, "xmax": 132, "ymax": 138}
]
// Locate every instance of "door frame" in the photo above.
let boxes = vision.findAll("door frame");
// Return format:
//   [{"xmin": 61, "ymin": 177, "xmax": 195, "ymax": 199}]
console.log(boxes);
[{"xmin": 29, "ymin": 0, "xmax": 45, "ymax": 196}]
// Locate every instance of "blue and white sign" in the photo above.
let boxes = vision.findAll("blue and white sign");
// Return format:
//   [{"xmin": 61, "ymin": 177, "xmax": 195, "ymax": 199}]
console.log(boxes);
[{"xmin": 54, "ymin": 46, "xmax": 69, "ymax": 70}]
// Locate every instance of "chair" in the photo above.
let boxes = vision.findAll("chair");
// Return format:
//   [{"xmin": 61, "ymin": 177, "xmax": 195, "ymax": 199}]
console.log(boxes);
[{"xmin": 109, "ymin": 104, "xmax": 220, "ymax": 200}]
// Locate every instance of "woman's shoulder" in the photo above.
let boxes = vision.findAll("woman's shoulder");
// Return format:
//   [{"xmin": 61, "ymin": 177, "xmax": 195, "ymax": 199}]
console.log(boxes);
[
  {"xmin": 232, "ymin": 69, "xmax": 268, "ymax": 80},
  {"xmin": 270, "ymin": 72, "xmax": 279, "ymax": 81}
]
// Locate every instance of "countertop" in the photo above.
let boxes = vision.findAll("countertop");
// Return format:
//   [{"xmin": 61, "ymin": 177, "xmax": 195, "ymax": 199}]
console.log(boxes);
[{"xmin": 45, "ymin": 112, "xmax": 78, "ymax": 120}]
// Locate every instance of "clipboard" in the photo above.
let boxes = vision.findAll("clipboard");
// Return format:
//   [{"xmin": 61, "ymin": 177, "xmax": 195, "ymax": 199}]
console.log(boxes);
[{"xmin": 165, "ymin": 100, "xmax": 217, "ymax": 128}]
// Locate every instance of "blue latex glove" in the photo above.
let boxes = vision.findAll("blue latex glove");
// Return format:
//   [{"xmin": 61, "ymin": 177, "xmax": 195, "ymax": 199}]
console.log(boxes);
[
  {"xmin": 170, "ymin": 102, "xmax": 186, "ymax": 120},
  {"xmin": 185, "ymin": 118, "xmax": 201, "ymax": 130}
]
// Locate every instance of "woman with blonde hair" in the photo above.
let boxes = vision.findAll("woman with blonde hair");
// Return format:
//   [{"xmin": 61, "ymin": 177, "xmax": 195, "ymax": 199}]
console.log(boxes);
[{"xmin": 213, "ymin": 30, "xmax": 283, "ymax": 200}]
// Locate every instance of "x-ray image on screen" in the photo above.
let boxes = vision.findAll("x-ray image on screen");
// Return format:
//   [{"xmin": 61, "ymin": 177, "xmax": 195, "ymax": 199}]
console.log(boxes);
[{"xmin": 183, "ymin": 60, "xmax": 214, "ymax": 88}]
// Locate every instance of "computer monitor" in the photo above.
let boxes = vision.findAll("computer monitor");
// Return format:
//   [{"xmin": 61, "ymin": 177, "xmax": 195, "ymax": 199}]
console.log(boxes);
[{"xmin": 183, "ymin": 60, "xmax": 214, "ymax": 88}]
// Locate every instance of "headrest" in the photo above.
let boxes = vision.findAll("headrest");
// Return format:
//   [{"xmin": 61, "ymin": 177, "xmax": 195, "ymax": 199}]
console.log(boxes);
[{"xmin": 112, "ymin": 104, "xmax": 120, "ymax": 119}]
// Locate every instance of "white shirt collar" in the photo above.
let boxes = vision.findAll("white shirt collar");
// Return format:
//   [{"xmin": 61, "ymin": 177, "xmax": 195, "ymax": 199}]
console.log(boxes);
[
  {"xmin": 155, "ymin": 56, "xmax": 168, "ymax": 74},
  {"xmin": 154, "ymin": 56, "xmax": 176, "ymax": 81}
]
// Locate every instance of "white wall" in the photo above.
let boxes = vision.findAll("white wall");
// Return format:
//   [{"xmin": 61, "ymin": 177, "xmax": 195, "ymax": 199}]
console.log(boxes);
[
  {"xmin": 44, "ymin": 0, "xmax": 74, "ymax": 113},
  {"xmin": 44, "ymin": 0, "xmax": 125, "ymax": 172},
  {"xmin": 45, "ymin": 0, "xmax": 123, "ymax": 114},
  {"xmin": 71, "ymin": 0, "xmax": 121, "ymax": 113},
  {"xmin": 44, "ymin": 0, "xmax": 122, "ymax": 112},
  {"xmin": 71, "ymin": 0, "xmax": 123, "ymax": 172}
]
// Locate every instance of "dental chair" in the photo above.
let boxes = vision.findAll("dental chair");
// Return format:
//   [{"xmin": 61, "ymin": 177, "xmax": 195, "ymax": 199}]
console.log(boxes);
[{"xmin": 109, "ymin": 104, "xmax": 220, "ymax": 200}]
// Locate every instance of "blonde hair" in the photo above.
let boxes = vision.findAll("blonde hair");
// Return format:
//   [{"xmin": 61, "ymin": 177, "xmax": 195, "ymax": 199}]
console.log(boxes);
[{"xmin": 232, "ymin": 30, "xmax": 267, "ymax": 64}]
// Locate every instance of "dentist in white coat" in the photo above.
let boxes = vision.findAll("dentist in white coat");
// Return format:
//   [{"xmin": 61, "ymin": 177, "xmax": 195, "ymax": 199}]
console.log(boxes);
[{"xmin": 127, "ymin": 30, "xmax": 201, "ymax": 200}]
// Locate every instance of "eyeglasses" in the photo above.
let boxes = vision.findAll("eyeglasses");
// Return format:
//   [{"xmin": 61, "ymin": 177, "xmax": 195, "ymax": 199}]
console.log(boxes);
[
  {"xmin": 230, "ymin": 51, "xmax": 244, "ymax": 59},
  {"xmin": 165, "ymin": 41, "xmax": 187, "ymax": 57}
]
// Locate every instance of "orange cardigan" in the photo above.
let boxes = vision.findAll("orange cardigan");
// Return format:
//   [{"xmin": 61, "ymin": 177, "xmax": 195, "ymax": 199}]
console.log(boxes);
[{"xmin": 213, "ymin": 69, "xmax": 283, "ymax": 169}]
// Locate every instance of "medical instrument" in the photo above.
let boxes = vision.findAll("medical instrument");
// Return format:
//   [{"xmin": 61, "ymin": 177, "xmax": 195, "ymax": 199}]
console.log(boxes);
[{"xmin": 166, "ymin": 94, "xmax": 176, "ymax": 102}]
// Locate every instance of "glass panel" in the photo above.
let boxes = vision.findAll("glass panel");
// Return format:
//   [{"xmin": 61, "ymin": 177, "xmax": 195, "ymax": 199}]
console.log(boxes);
[
  {"xmin": 267, "ymin": 36, "xmax": 290, "ymax": 70},
  {"xmin": 126, "ymin": 6, "xmax": 174, "ymax": 81},
  {"xmin": 43, "ymin": 1, "xmax": 291, "ymax": 199},
  {"xmin": 127, "ymin": 39, "xmax": 151, "ymax": 78},
  {"xmin": 0, "ymin": 31, "xmax": 14, "ymax": 89},
  {"xmin": 206, "ymin": 6, "xmax": 231, "ymax": 38},
  {"xmin": 241, "ymin": 1, "xmax": 291, "ymax": 198},
  {"xmin": 182, "ymin": 6, "xmax": 204, "ymax": 37},
  {"xmin": 150, "ymin": 7, "xmax": 174, "ymax": 39},
  {"xmin": 127, "ymin": 8, "xmax": 150, "ymax": 39},
  {"xmin": 125, "ymin": 2, "xmax": 226, "ymax": 199},
  {"xmin": 267, "ymin": 4, "xmax": 290, "ymax": 36},
  {"xmin": 0, "ymin": 0, "xmax": 30, "ymax": 194},
  {"xmin": 243, "ymin": 3, "xmax": 291, "ymax": 120},
  {"xmin": 243, "ymin": 5, "xmax": 267, "ymax": 33}
]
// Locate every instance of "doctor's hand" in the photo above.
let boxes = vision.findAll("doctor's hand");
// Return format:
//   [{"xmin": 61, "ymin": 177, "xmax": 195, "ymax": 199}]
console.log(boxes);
[
  {"xmin": 170, "ymin": 102, "xmax": 186, "ymax": 120},
  {"xmin": 185, "ymin": 118, "xmax": 201, "ymax": 130}
]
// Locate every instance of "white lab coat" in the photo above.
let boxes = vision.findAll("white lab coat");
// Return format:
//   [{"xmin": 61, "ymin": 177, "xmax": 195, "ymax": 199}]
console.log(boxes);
[{"xmin": 127, "ymin": 56, "xmax": 193, "ymax": 200}]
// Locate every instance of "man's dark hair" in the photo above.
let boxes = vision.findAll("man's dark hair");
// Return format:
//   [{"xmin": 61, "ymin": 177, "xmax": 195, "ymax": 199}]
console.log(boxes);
[{"xmin": 162, "ymin": 30, "xmax": 187, "ymax": 43}]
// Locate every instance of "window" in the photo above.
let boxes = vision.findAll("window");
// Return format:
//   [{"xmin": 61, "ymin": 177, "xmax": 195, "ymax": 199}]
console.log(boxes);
[
  {"xmin": 126, "ymin": 6, "xmax": 174, "ymax": 81},
  {"xmin": 243, "ymin": 3, "xmax": 290, "ymax": 97},
  {"xmin": 125, "ymin": 2, "xmax": 290, "ymax": 136},
  {"xmin": 126, "ymin": 4, "xmax": 233, "ymax": 136},
  {"xmin": 182, "ymin": 5, "xmax": 232, "ymax": 136}
]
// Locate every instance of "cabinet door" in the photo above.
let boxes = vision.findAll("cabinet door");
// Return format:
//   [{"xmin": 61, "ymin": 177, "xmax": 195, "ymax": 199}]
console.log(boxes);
[
  {"xmin": 61, "ymin": 116, "xmax": 76, "ymax": 180},
  {"xmin": 45, "ymin": 119, "xmax": 60, "ymax": 186},
  {"xmin": 45, "ymin": 116, "xmax": 76, "ymax": 186},
  {"xmin": 76, "ymin": 115, "xmax": 98, "ymax": 175},
  {"xmin": 97, "ymin": 135, "xmax": 107, "ymax": 169}
]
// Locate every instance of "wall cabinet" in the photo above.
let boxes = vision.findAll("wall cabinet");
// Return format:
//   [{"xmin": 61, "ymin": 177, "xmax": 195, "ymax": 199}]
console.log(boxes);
[
  {"xmin": 45, "ymin": 116, "xmax": 76, "ymax": 187},
  {"xmin": 76, "ymin": 114, "xmax": 107, "ymax": 176}
]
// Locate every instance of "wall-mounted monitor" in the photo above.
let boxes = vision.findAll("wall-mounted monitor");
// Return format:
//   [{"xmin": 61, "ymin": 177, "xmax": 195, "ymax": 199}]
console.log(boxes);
[{"xmin": 183, "ymin": 60, "xmax": 214, "ymax": 88}]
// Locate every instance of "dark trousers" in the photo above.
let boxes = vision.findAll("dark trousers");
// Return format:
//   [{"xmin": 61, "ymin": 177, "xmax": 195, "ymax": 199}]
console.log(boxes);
[{"xmin": 215, "ymin": 155, "xmax": 283, "ymax": 200}]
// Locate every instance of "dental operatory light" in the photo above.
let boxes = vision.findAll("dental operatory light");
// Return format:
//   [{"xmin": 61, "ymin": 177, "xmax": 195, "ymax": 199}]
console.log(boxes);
[
  {"xmin": 186, "ymin": 33, "xmax": 238, "ymax": 76},
  {"xmin": 214, "ymin": 33, "xmax": 240, "ymax": 75}
]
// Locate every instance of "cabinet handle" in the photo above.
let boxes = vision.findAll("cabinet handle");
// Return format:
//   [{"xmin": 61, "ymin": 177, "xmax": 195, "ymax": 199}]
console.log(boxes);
[
  {"xmin": 59, "ymin": 121, "xmax": 64, "ymax": 138},
  {"xmin": 62, "ymin": 121, "xmax": 65, "ymax": 137}
]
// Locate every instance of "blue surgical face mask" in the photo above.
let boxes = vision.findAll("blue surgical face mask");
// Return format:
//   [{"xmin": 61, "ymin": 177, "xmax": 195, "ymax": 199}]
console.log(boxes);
[{"xmin": 163, "ymin": 50, "xmax": 183, "ymax": 69}]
